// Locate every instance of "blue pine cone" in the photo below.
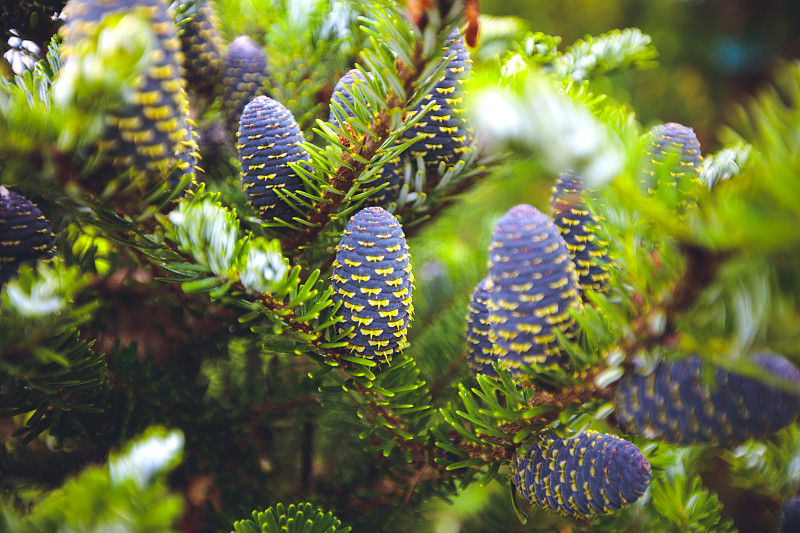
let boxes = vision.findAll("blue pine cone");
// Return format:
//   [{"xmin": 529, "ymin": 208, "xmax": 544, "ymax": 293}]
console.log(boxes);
[
  {"xmin": 642, "ymin": 122, "xmax": 702, "ymax": 196},
  {"xmin": 222, "ymin": 36, "xmax": 268, "ymax": 139},
  {"xmin": 488, "ymin": 204, "xmax": 581, "ymax": 373},
  {"xmin": 549, "ymin": 170, "xmax": 610, "ymax": 297},
  {"xmin": 513, "ymin": 431, "xmax": 651, "ymax": 517},
  {"xmin": 403, "ymin": 29, "xmax": 473, "ymax": 169},
  {"xmin": 237, "ymin": 95, "xmax": 310, "ymax": 222},
  {"xmin": 328, "ymin": 68, "xmax": 404, "ymax": 206},
  {"xmin": 178, "ymin": 1, "xmax": 225, "ymax": 100},
  {"xmin": 61, "ymin": 0, "xmax": 196, "ymax": 184},
  {"xmin": 616, "ymin": 353, "xmax": 800, "ymax": 445},
  {"xmin": 782, "ymin": 496, "xmax": 800, "ymax": 533},
  {"xmin": 466, "ymin": 276, "xmax": 496, "ymax": 377},
  {"xmin": 332, "ymin": 207, "xmax": 413, "ymax": 362},
  {"xmin": 0, "ymin": 187, "xmax": 56, "ymax": 285}
]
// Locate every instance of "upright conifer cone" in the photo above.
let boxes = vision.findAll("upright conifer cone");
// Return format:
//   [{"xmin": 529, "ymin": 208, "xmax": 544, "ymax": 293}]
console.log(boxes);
[
  {"xmin": 513, "ymin": 431, "xmax": 651, "ymax": 517},
  {"xmin": 222, "ymin": 36, "xmax": 268, "ymax": 140},
  {"xmin": 404, "ymin": 29, "xmax": 473, "ymax": 168},
  {"xmin": 466, "ymin": 276, "xmax": 496, "ymax": 376},
  {"xmin": 642, "ymin": 122, "xmax": 702, "ymax": 196},
  {"xmin": 329, "ymin": 68, "xmax": 373, "ymax": 129},
  {"xmin": 61, "ymin": 0, "xmax": 195, "ymax": 184},
  {"xmin": 549, "ymin": 170, "xmax": 610, "ymax": 297},
  {"xmin": 0, "ymin": 187, "xmax": 56, "ymax": 285},
  {"xmin": 329, "ymin": 68, "xmax": 405, "ymax": 206},
  {"xmin": 237, "ymin": 96, "xmax": 310, "ymax": 222},
  {"xmin": 782, "ymin": 497, "xmax": 800, "ymax": 533},
  {"xmin": 488, "ymin": 204, "xmax": 581, "ymax": 373},
  {"xmin": 616, "ymin": 353, "xmax": 800, "ymax": 445},
  {"xmin": 332, "ymin": 207, "xmax": 413, "ymax": 362},
  {"xmin": 178, "ymin": 1, "xmax": 224, "ymax": 100}
]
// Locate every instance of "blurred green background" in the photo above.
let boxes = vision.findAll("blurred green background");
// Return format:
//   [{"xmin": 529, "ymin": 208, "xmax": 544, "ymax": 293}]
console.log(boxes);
[{"xmin": 480, "ymin": 0, "xmax": 800, "ymax": 152}]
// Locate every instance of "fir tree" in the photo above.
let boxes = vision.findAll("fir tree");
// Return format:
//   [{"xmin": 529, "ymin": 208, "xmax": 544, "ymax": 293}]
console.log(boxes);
[{"xmin": 1, "ymin": 1, "xmax": 800, "ymax": 532}]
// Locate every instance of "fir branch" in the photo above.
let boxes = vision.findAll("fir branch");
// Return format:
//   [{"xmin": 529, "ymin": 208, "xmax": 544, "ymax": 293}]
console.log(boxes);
[
  {"xmin": 400, "ymin": 161, "xmax": 494, "ymax": 239},
  {"xmin": 623, "ymin": 243, "xmax": 729, "ymax": 359},
  {"xmin": 280, "ymin": 42, "xmax": 427, "ymax": 256}
]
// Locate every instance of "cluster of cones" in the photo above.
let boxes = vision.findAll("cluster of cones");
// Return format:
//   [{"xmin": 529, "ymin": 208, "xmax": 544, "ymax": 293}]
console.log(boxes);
[
  {"xmin": 463, "ymin": 124, "xmax": 800, "ymax": 518},
  {"xmin": 237, "ymin": 28, "xmax": 474, "ymax": 223}
]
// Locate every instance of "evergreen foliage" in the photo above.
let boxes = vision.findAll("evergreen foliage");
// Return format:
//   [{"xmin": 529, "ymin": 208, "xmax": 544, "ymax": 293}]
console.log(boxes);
[
  {"xmin": 232, "ymin": 502, "xmax": 351, "ymax": 533},
  {"xmin": 1, "ymin": 0, "xmax": 800, "ymax": 531}
]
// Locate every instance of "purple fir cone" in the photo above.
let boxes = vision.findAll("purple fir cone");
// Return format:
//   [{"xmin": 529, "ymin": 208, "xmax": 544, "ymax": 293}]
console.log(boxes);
[
  {"xmin": 642, "ymin": 122, "xmax": 702, "ymax": 198},
  {"xmin": 222, "ymin": 36, "xmax": 268, "ymax": 139},
  {"xmin": 488, "ymin": 204, "xmax": 581, "ymax": 374},
  {"xmin": 617, "ymin": 353, "xmax": 800, "ymax": 445},
  {"xmin": 179, "ymin": 1, "xmax": 225, "ymax": 100},
  {"xmin": 328, "ymin": 68, "xmax": 404, "ymax": 206},
  {"xmin": 549, "ymin": 170, "xmax": 610, "ymax": 297},
  {"xmin": 513, "ymin": 431, "xmax": 651, "ymax": 517},
  {"xmin": 0, "ymin": 187, "xmax": 56, "ymax": 285},
  {"xmin": 237, "ymin": 96, "xmax": 310, "ymax": 222},
  {"xmin": 61, "ymin": 0, "xmax": 195, "ymax": 184},
  {"xmin": 403, "ymin": 29, "xmax": 473, "ymax": 169},
  {"xmin": 332, "ymin": 207, "xmax": 413, "ymax": 362},
  {"xmin": 782, "ymin": 496, "xmax": 800, "ymax": 533},
  {"xmin": 466, "ymin": 276, "xmax": 496, "ymax": 376}
]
